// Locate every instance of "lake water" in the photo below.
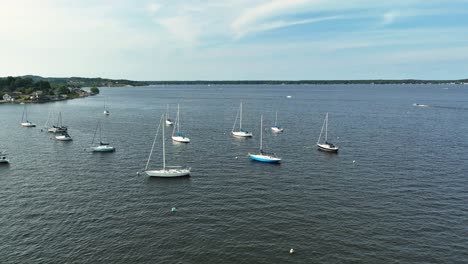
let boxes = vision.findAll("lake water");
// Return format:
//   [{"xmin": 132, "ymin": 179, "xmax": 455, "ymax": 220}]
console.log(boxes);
[{"xmin": 1, "ymin": 84, "xmax": 467, "ymax": 263}]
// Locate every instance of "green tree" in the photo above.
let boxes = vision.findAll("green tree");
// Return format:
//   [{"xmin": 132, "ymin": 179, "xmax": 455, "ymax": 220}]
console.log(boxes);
[{"xmin": 90, "ymin": 87, "xmax": 100, "ymax": 94}]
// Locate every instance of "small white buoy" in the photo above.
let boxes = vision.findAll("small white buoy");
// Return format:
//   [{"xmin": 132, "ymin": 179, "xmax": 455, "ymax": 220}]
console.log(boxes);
[
  {"xmin": 287, "ymin": 95, "xmax": 292, "ymax": 98},
  {"xmin": 289, "ymin": 248, "xmax": 295, "ymax": 254},
  {"xmin": 235, "ymin": 156, "xmax": 238, "ymax": 159},
  {"xmin": 171, "ymin": 207, "xmax": 177, "ymax": 212}
]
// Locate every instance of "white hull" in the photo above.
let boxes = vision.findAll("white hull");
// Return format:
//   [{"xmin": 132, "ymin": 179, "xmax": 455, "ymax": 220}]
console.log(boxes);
[
  {"xmin": 249, "ymin": 153, "xmax": 281, "ymax": 163},
  {"xmin": 317, "ymin": 143, "xmax": 338, "ymax": 152},
  {"xmin": 48, "ymin": 127, "xmax": 67, "ymax": 133},
  {"xmin": 271, "ymin": 126, "xmax": 284, "ymax": 133},
  {"xmin": 145, "ymin": 168, "xmax": 190, "ymax": 177},
  {"xmin": 166, "ymin": 120, "xmax": 174, "ymax": 125},
  {"xmin": 172, "ymin": 136, "xmax": 190, "ymax": 143},
  {"xmin": 104, "ymin": 110, "xmax": 110, "ymax": 115},
  {"xmin": 93, "ymin": 145, "xmax": 115, "ymax": 152},
  {"xmin": 0, "ymin": 158, "xmax": 9, "ymax": 164},
  {"xmin": 232, "ymin": 131, "xmax": 253, "ymax": 137},
  {"xmin": 56, "ymin": 135, "xmax": 72, "ymax": 141},
  {"xmin": 21, "ymin": 122, "xmax": 36, "ymax": 127}
]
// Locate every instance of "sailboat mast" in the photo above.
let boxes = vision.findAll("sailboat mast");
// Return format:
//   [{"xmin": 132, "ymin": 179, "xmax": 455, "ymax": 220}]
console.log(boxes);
[
  {"xmin": 325, "ymin": 113, "xmax": 328, "ymax": 142},
  {"xmin": 99, "ymin": 121, "xmax": 103, "ymax": 143},
  {"xmin": 162, "ymin": 115, "xmax": 166, "ymax": 169},
  {"xmin": 260, "ymin": 115, "xmax": 263, "ymax": 151},
  {"xmin": 21, "ymin": 106, "xmax": 26, "ymax": 122},
  {"xmin": 239, "ymin": 102, "xmax": 243, "ymax": 130},
  {"xmin": 275, "ymin": 111, "xmax": 278, "ymax": 126},
  {"xmin": 177, "ymin": 104, "xmax": 180, "ymax": 133}
]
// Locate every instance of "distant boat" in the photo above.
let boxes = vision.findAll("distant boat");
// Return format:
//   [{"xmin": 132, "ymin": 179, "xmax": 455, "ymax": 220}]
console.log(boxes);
[
  {"xmin": 317, "ymin": 113, "xmax": 338, "ymax": 153},
  {"xmin": 249, "ymin": 115, "xmax": 281, "ymax": 163},
  {"xmin": 144, "ymin": 114, "xmax": 191, "ymax": 177},
  {"xmin": 91, "ymin": 120, "xmax": 115, "ymax": 152},
  {"xmin": 271, "ymin": 111, "xmax": 284, "ymax": 133},
  {"xmin": 0, "ymin": 151, "xmax": 9, "ymax": 164},
  {"xmin": 413, "ymin": 103, "xmax": 429, "ymax": 107},
  {"xmin": 47, "ymin": 112, "xmax": 68, "ymax": 133},
  {"xmin": 165, "ymin": 104, "xmax": 174, "ymax": 125},
  {"xmin": 171, "ymin": 104, "xmax": 190, "ymax": 143},
  {"xmin": 103, "ymin": 98, "xmax": 110, "ymax": 115},
  {"xmin": 55, "ymin": 131, "xmax": 72, "ymax": 141},
  {"xmin": 20, "ymin": 105, "xmax": 36, "ymax": 127},
  {"xmin": 231, "ymin": 101, "xmax": 253, "ymax": 137}
]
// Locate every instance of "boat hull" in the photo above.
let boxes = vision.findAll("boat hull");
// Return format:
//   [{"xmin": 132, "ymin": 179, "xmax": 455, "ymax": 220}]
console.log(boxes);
[
  {"xmin": 56, "ymin": 135, "xmax": 72, "ymax": 141},
  {"xmin": 93, "ymin": 146, "xmax": 115, "ymax": 152},
  {"xmin": 172, "ymin": 136, "xmax": 190, "ymax": 143},
  {"xmin": 249, "ymin": 154, "xmax": 281, "ymax": 163},
  {"xmin": 165, "ymin": 120, "xmax": 174, "ymax": 125},
  {"xmin": 317, "ymin": 143, "xmax": 338, "ymax": 152},
  {"xmin": 21, "ymin": 122, "xmax": 36, "ymax": 127},
  {"xmin": 104, "ymin": 110, "xmax": 110, "ymax": 115},
  {"xmin": 145, "ymin": 169, "xmax": 191, "ymax": 177},
  {"xmin": 271, "ymin": 126, "xmax": 284, "ymax": 133},
  {"xmin": 48, "ymin": 127, "xmax": 67, "ymax": 133},
  {"xmin": 0, "ymin": 158, "xmax": 9, "ymax": 164},
  {"xmin": 232, "ymin": 131, "xmax": 253, "ymax": 137}
]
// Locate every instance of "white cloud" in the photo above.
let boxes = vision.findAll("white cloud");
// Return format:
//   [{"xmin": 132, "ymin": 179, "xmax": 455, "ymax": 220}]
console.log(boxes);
[
  {"xmin": 382, "ymin": 11, "xmax": 399, "ymax": 25},
  {"xmin": 147, "ymin": 2, "xmax": 161, "ymax": 14},
  {"xmin": 232, "ymin": 0, "xmax": 322, "ymax": 38},
  {"xmin": 158, "ymin": 15, "xmax": 201, "ymax": 46}
]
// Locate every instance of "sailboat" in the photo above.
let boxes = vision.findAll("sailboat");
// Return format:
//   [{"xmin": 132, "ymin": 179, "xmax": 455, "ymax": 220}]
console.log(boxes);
[
  {"xmin": 165, "ymin": 104, "xmax": 174, "ymax": 125},
  {"xmin": 317, "ymin": 113, "xmax": 339, "ymax": 152},
  {"xmin": 231, "ymin": 101, "xmax": 253, "ymax": 137},
  {"xmin": 55, "ymin": 131, "xmax": 72, "ymax": 141},
  {"xmin": 103, "ymin": 98, "xmax": 110, "ymax": 115},
  {"xmin": 20, "ymin": 105, "xmax": 36, "ymax": 127},
  {"xmin": 91, "ymin": 120, "xmax": 115, "ymax": 152},
  {"xmin": 0, "ymin": 151, "xmax": 9, "ymax": 164},
  {"xmin": 249, "ymin": 115, "xmax": 281, "ymax": 163},
  {"xmin": 144, "ymin": 114, "xmax": 191, "ymax": 177},
  {"xmin": 172, "ymin": 104, "xmax": 190, "ymax": 143},
  {"xmin": 48, "ymin": 112, "xmax": 68, "ymax": 133},
  {"xmin": 271, "ymin": 111, "xmax": 284, "ymax": 133}
]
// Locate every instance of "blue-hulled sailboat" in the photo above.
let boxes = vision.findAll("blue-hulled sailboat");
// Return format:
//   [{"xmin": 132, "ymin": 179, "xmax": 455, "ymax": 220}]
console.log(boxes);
[{"xmin": 249, "ymin": 115, "xmax": 281, "ymax": 163}]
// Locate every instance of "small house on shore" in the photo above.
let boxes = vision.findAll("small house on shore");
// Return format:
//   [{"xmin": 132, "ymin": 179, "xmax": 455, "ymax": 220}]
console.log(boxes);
[{"xmin": 2, "ymin": 93, "xmax": 20, "ymax": 102}]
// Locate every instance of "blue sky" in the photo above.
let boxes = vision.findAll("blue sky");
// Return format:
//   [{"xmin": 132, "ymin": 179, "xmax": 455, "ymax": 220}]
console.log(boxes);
[{"xmin": 1, "ymin": 0, "xmax": 468, "ymax": 80}]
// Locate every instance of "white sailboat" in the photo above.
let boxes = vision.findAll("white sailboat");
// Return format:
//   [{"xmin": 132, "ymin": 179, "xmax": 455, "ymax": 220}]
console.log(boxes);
[
  {"xmin": 171, "ymin": 104, "xmax": 190, "ymax": 143},
  {"xmin": 249, "ymin": 115, "xmax": 281, "ymax": 163},
  {"xmin": 0, "ymin": 151, "xmax": 9, "ymax": 164},
  {"xmin": 47, "ymin": 112, "xmax": 68, "ymax": 133},
  {"xmin": 91, "ymin": 120, "xmax": 115, "ymax": 152},
  {"xmin": 231, "ymin": 101, "xmax": 253, "ymax": 137},
  {"xmin": 271, "ymin": 111, "xmax": 284, "ymax": 133},
  {"xmin": 165, "ymin": 104, "xmax": 174, "ymax": 125},
  {"xmin": 20, "ymin": 105, "xmax": 36, "ymax": 127},
  {"xmin": 144, "ymin": 114, "xmax": 191, "ymax": 177},
  {"xmin": 103, "ymin": 98, "xmax": 110, "ymax": 115},
  {"xmin": 55, "ymin": 131, "xmax": 72, "ymax": 141},
  {"xmin": 317, "ymin": 113, "xmax": 339, "ymax": 152}
]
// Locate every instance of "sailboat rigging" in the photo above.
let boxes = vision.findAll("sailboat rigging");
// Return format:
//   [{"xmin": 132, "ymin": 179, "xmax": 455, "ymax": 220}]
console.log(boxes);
[
  {"xmin": 91, "ymin": 120, "xmax": 115, "ymax": 152},
  {"xmin": 144, "ymin": 114, "xmax": 191, "ymax": 177},
  {"xmin": 271, "ymin": 111, "xmax": 284, "ymax": 133},
  {"xmin": 231, "ymin": 101, "xmax": 253, "ymax": 137},
  {"xmin": 20, "ymin": 105, "xmax": 36, "ymax": 127},
  {"xmin": 317, "ymin": 112, "xmax": 338, "ymax": 152},
  {"xmin": 171, "ymin": 104, "xmax": 190, "ymax": 143},
  {"xmin": 249, "ymin": 115, "xmax": 281, "ymax": 163}
]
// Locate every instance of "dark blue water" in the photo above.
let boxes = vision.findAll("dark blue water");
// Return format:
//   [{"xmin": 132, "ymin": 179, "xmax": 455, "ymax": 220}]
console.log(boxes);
[{"xmin": 1, "ymin": 84, "xmax": 467, "ymax": 263}]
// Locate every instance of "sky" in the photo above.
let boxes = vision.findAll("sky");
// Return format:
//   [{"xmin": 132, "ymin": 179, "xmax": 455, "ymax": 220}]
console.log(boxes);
[{"xmin": 1, "ymin": 0, "xmax": 468, "ymax": 80}]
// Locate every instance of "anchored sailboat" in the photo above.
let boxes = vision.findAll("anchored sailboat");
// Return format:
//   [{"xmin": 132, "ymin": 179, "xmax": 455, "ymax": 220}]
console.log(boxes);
[
  {"xmin": 144, "ymin": 114, "xmax": 191, "ymax": 177},
  {"xmin": 249, "ymin": 115, "xmax": 281, "ymax": 163},
  {"xmin": 231, "ymin": 101, "xmax": 253, "ymax": 137},
  {"xmin": 103, "ymin": 98, "xmax": 110, "ymax": 115},
  {"xmin": 20, "ymin": 105, "xmax": 36, "ymax": 127},
  {"xmin": 172, "ymin": 104, "xmax": 190, "ymax": 143},
  {"xmin": 91, "ymin": 120, "xmax": 115, "ymax": 152},
  {"xmin": 317, "ymin": 113, "xmax": 338, "ymax": 152},
  {"xmin": 271, "ymin": 111, "xmax": 284, "ymax": 133},
  {"xmin": 165, "ymin": 104, "xmax": 174, "ymax": 125},
  {"xmin": 48, "ymin": 112, "xmax": 68, "ymax": 133}
]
